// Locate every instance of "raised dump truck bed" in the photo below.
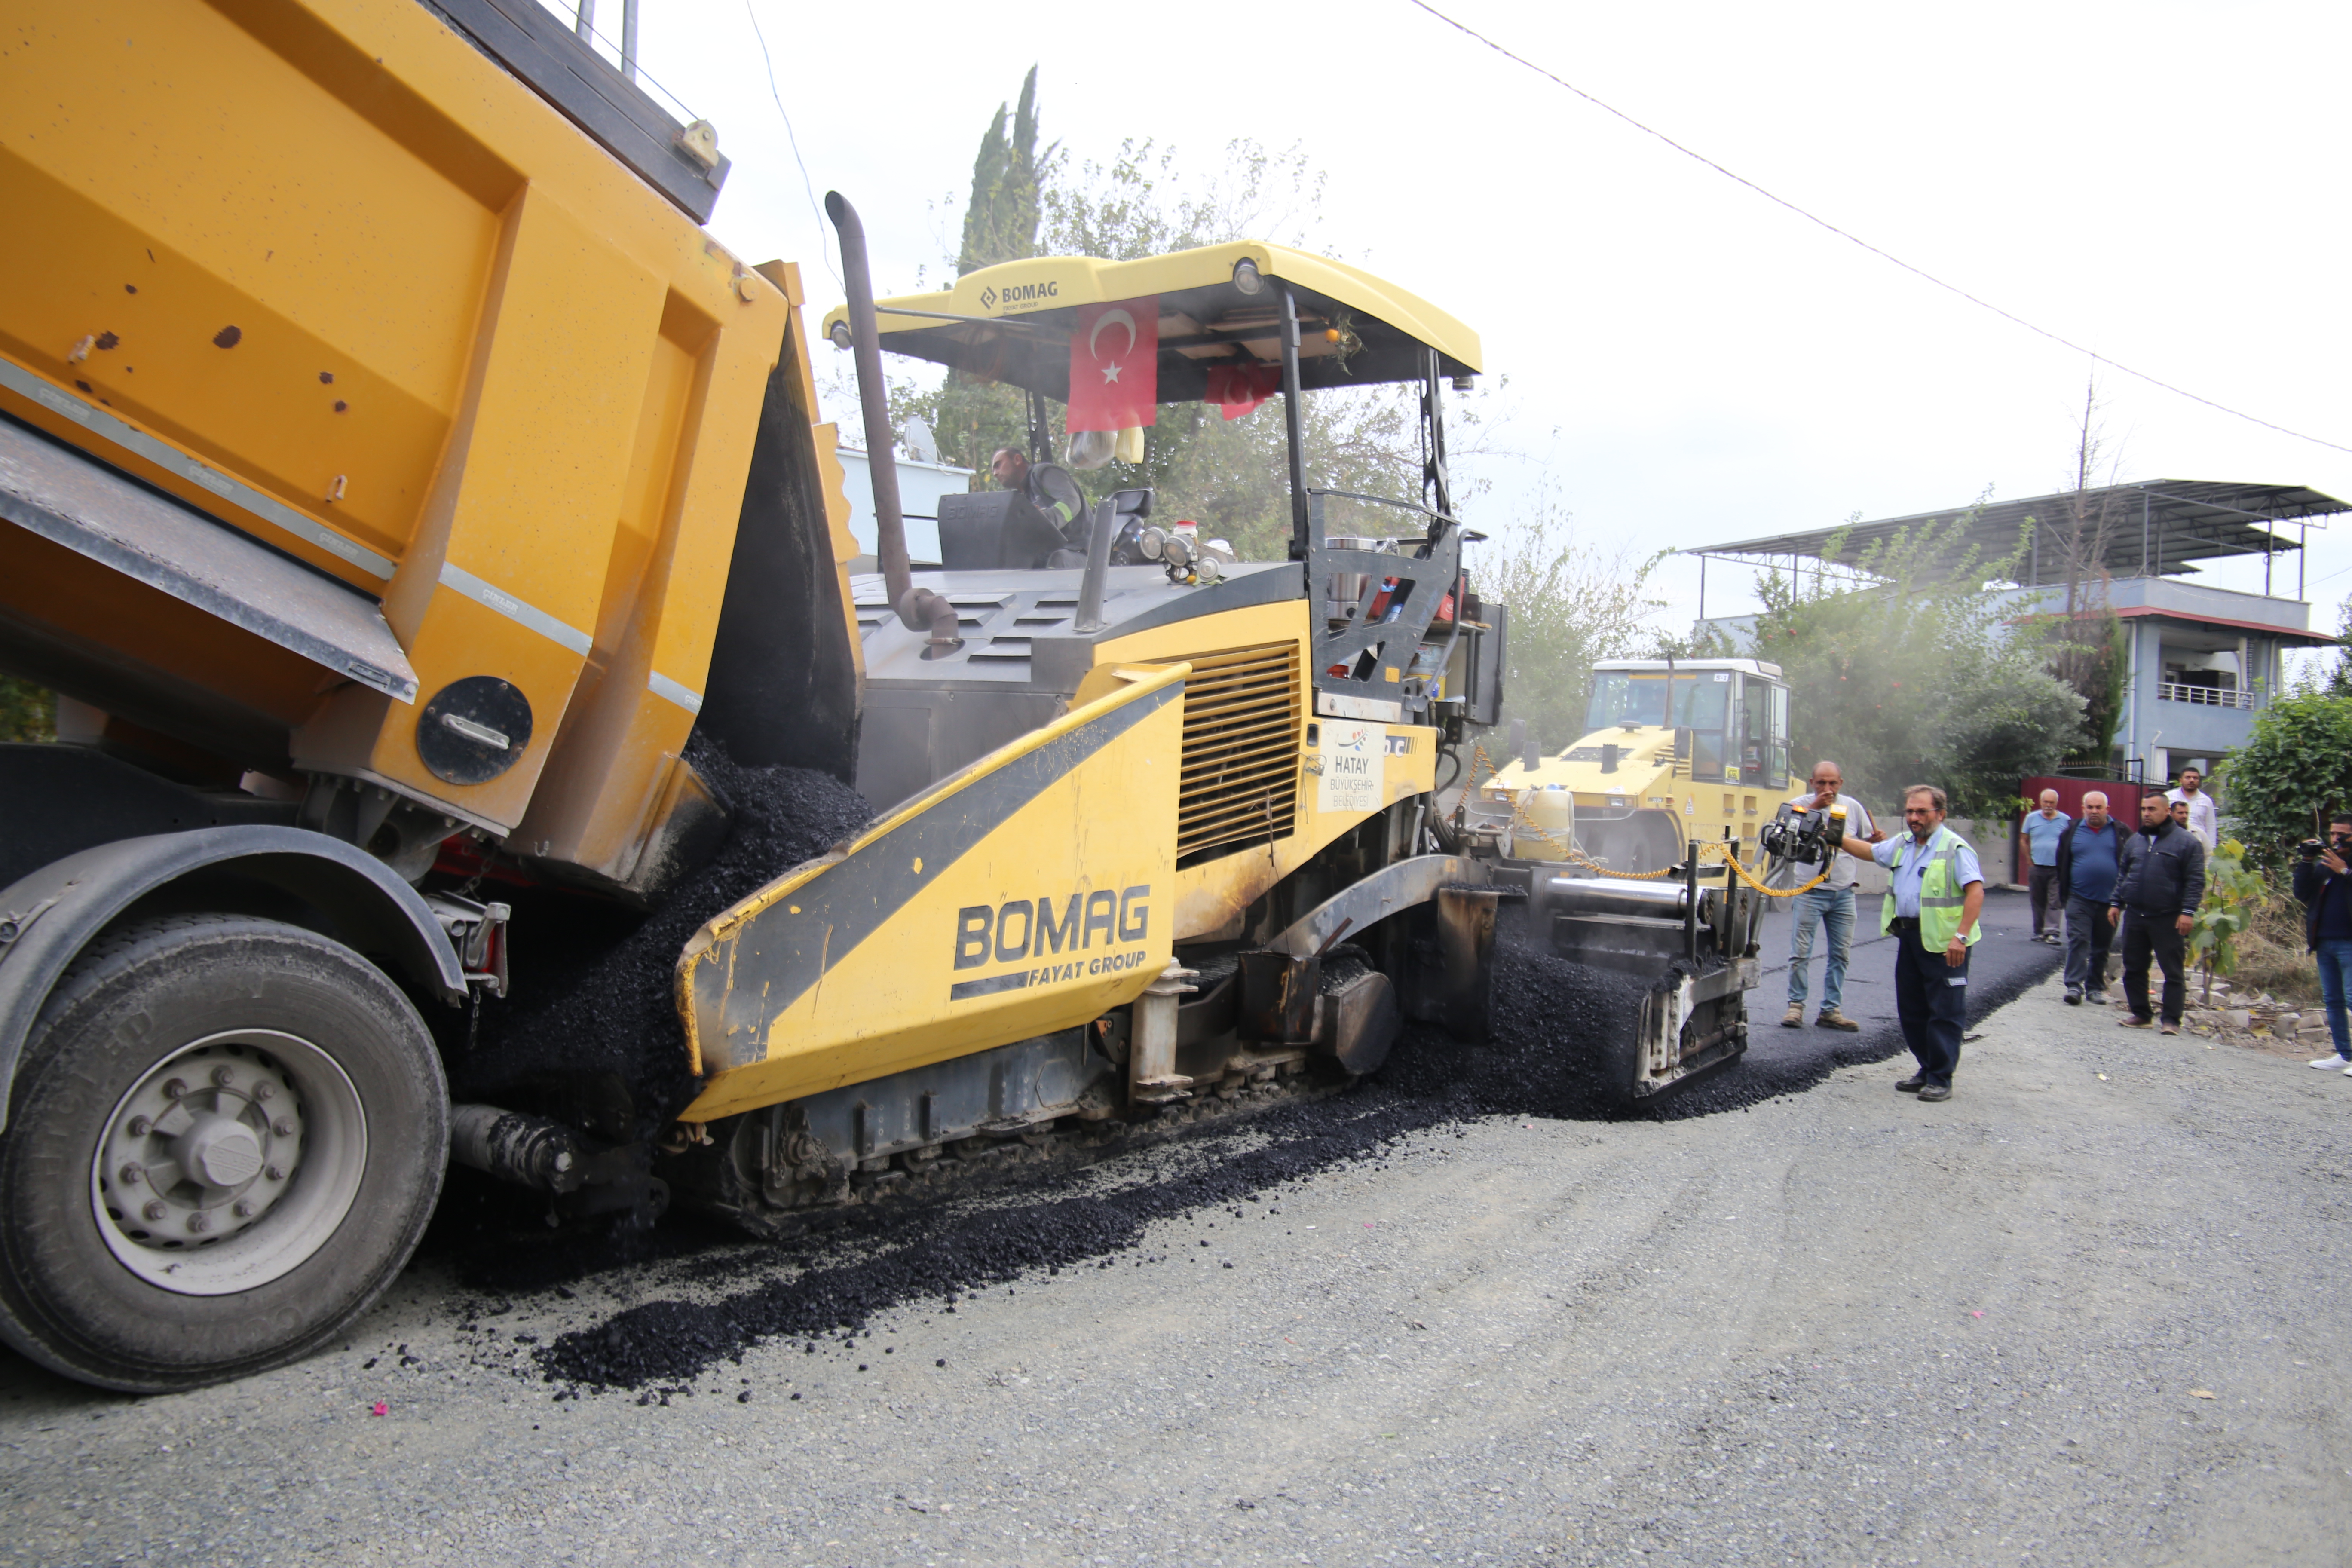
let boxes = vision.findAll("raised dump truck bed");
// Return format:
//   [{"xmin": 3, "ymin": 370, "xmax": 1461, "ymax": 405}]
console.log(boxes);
[{"xmin": 0, "ymin": 0, "xmax": 861, "ymax": 1392}]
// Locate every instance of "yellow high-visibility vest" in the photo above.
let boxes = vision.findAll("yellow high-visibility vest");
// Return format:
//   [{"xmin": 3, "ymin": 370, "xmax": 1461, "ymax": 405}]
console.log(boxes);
[{"xmin": 1881, "ymin": 825, "xmax": 1981, "ymax": 951}]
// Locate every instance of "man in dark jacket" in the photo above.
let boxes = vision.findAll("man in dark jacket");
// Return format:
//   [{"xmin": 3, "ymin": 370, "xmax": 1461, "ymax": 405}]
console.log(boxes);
[
  {"xmin": 2294, "ymin": 812, "xmax": 2352, "ymax": 1071},
  {"xmin": 2054, "ymin": 790, "xmax": 2125, "ymax": 1005},
  {"xmin": 990, "ymin": 447, "xmax": 1087, "ymax": 539},
  {"xmin": 2108, "ymin": 791, "xmax": 2207, "ymax": 1033}
]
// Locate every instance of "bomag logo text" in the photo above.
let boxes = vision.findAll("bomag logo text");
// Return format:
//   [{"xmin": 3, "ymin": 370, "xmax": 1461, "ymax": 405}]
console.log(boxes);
[
  {"xmin": 954, "ymin": 887, "xmax": 1147, "ymax": 971},
  {"xmin": 983, "ymin": 280, "xmax": 1060, "ymax": 313}
]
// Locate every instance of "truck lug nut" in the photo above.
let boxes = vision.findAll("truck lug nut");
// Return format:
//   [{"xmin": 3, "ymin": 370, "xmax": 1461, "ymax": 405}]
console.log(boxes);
[
  {"xmin": 127, "ymin": 1115, "xmax": 153, "ymax": 1137},
  {"xmin": 119, "ymin": 1163, "xmax": 144, "ymax": 1186},
  {"xmin": 187, "ymin": 1212, "xmax": 210, "ymax": 1234},
  {"xmin": 271, "ymin": 1118, "xmax": 295, "ymax": 1137},
  {"xmin": 163, "ymin": 1079, "xmax": 187, "ymax": 1099},
  {"xmin": 264, "ymin": 1165, "xmax": 284, "ymax": 1182},
  {"xmin": 254, "ymin": 1082, "xmax": 276, "ymax": 1102},
  {"xmin": 142, "ymin": 1200, "xmax": 168, "ymax": 1222},
  {"xmin": 232, "ymin": 1199, "xmax": 255, "ymax": 1219},
  {"xmin": 211, "ymin": 1065, "xmax": 236, "ymax": 1087}
]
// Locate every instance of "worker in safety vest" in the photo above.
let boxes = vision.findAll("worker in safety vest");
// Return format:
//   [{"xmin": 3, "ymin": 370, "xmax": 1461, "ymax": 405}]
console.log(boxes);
[{"xmin": 1831, "ymin": 781, "xmax": 1985, "ymax": 1102}]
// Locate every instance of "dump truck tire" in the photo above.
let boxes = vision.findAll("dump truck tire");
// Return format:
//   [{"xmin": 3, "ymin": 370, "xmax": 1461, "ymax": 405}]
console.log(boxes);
[{"xmin": 0, "ymin": 914, "xmax": 447, "ymax": 1393}]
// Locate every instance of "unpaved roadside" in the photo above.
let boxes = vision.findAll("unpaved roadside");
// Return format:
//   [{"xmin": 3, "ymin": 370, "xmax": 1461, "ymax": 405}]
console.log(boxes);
[{"xmin": 3, "ymin": 967, "xmax": 2348, "ymax": 1568}]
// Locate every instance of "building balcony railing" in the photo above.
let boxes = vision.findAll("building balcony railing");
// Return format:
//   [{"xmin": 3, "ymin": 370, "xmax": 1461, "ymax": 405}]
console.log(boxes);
[{"xmin": 2158, "ymin": 682, "xmax": 2252, "ymax": 709}]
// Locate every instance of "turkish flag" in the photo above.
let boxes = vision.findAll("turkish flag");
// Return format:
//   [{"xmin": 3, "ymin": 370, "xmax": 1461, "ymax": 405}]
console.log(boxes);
[
  {"xmin": 1067, "ymin": 296, "xmax": 1159, "ymax": 433},
  {"xmin": 1206, "ymin": 362, "xmax": 1277, "ymax": 421}
]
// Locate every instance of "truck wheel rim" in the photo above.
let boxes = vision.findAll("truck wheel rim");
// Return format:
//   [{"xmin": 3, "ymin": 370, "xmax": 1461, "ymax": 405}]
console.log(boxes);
[{"xmin": 89, "ymin": 1030, "xmax": 369, "ymax": 1298}]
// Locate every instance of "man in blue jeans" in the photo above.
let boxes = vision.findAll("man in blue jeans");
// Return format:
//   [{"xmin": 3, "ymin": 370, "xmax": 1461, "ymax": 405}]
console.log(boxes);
[
  {"xmin": 1778, "ymin": 760, "xmax": 1875, "ymax": 1032},
  {"xmin": 2297, "ymin": 812, "xmax": 2352, "ymax": 1072}
]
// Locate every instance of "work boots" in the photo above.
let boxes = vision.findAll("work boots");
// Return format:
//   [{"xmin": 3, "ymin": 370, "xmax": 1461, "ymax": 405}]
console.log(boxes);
[{"xmin": 1814, "ymin": 1008, "xmax": 1859, "ymax": 1032}]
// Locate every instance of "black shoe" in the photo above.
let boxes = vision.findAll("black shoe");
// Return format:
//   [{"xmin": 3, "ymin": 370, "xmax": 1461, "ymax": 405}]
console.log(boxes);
[
  {"xmin": 1916, "ymin": 1083, "xmax": 1951, "ymax": 1102},
  {"xmin": 2063, "ymin": 989, "xmax": 2082, "ymax": 1005},
  {"xmin": 1896, "ymin": 1075, "xmax": 1926, "ymax": 1093}
]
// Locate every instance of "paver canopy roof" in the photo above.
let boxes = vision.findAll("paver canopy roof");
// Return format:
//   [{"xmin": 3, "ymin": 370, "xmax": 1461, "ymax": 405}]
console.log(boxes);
[{"xmin": 821, "ymin": 241, "xmax": 1481, "ymax": 404}]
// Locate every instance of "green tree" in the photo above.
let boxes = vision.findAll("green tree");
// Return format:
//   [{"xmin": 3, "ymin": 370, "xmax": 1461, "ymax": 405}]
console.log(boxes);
[
  {"xmin": 1744, "ymin": 511, "xmax": 2086, "ymax": 817},
  {"xmin": 914, "ymin": 68, "xmax": 1061, "ymax": 481},
  {"xmin": 2029, "ymin": 380, "xmax": 2133, "ymax": 766},
  {"xmin": 2036, "ymin": 606, "xmax": 2129, "ymax": 766},
  {"xmin": 1476, "ymin": 506, "xmax": 1669, "ymax": 752},
  {"xmin": 2322, "ymin": 591, "xmax": 2352, "ymax": 699},
  {"xmin": 957, "ymin": 66, "xmax": 1050, "ymax": 276},
  {"xmin": 2214, "ymin": 688, "xmax": 2352, "ymax": 863}
]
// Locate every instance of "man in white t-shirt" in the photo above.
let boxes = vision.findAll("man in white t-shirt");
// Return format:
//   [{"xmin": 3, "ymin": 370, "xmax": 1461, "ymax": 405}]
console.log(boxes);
[
  {"xmin": 2165, "ymin": 767, "xmax": 2219, "ymax": 852},
  {"xmin": 1779, "ymin": 760, "xmax": 1876, "ymax": 1033}
]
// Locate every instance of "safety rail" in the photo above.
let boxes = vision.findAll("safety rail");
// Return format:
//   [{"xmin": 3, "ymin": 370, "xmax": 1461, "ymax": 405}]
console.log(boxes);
[{"xmin": 2157, "ymin": 682, "xmax": 2252, "ymax": 709}]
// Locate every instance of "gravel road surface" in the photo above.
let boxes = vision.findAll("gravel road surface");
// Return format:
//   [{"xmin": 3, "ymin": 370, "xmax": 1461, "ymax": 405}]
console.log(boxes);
[{"xmin": 6, "ymin": 892, "xmax": 2345, "ymax": 1567}]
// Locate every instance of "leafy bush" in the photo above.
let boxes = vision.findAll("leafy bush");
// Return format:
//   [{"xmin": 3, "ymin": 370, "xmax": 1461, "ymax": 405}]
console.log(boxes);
[
  {"xmin": 1479, "ymin": 508, "xmax": 1669, "ymax": 753},
  {"xmin": 2214, "ymin": 690, "xmax": 2352, "ymax": 865},
  {"xmin": 2188, "ymin": 840, "xmax": 2267, "ymax": 1005}
]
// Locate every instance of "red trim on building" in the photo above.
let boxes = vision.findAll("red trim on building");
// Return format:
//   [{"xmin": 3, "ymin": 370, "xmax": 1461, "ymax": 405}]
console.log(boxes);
[{"xmin": 2107, "ymin": 604, "xmax": 2337, "ymax": 643}]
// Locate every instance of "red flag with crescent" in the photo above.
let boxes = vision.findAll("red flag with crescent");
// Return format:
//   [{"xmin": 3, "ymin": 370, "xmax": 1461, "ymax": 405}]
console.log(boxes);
[
  {"xmin": 1067, "ymin": 296, "xmax": 1159, "ymax": 432},
  {"xmin": 1206, "ymin": 362, "xmax": 1277, "ymax": 421}
]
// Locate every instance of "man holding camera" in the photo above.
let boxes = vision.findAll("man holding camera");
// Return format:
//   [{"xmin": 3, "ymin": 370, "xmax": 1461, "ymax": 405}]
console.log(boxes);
[
  {"xmin": 2297, "ymin": 813, "xmax": 2352, "ymax": 1072},
  {"xmin": 1779, "ymin": 761, "xmax": 1874, "ymax": 1032}
]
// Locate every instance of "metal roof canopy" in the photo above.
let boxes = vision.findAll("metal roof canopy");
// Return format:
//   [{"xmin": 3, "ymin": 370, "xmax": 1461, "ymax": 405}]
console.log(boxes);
[
  {"xmin": 819, "ymin": 241, "xmax": 1482, "ymax": 405},
  {"xmin": 1689, "ymin": 480, "xmax": 2346, "ymax": 595}
]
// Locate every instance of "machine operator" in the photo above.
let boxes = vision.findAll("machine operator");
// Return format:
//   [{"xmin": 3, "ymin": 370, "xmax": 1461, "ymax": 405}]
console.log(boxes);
[{"xmin": 991, "ymin": 447, "xmax": 1087, "ymax": 542}]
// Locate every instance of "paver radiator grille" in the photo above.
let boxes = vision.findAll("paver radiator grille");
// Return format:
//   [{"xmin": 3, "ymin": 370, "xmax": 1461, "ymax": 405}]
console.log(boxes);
[{"xmin": 1170, "ymin": 641, "xmax": 1302, "ymax": 864}]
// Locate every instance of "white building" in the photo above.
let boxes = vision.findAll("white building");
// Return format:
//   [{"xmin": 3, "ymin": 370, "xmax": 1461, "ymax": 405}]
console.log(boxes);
[{"xmin": 1687, "ymin": 479, "xmax": 2346, "ymax": 787}]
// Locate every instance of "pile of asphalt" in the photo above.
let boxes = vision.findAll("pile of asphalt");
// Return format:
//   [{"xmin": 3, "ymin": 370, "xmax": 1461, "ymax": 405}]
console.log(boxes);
[
  {"xmin": 448, "ymin": 741, "xmax": 871, "ymax": 1139},
  {"xmin": 525, "ymin": 894, "xmax": 2057, "ymax": 1393},
  {"xmin": 530, "ymin": 933, "xmax": 1654, "ymax": 1392}
]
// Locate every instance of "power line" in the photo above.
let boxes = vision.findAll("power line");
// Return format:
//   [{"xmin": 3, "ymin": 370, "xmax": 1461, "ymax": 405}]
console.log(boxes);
[
  {"xmin": 743, "ymin": 0, "xmax": 841, "ymax": 289},
  {"xmin": 1405, "ymin": 0, "xmax": 2352, "ymax": 458}
]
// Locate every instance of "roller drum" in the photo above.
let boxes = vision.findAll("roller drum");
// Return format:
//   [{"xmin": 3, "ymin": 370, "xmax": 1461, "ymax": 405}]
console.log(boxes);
[{"xmin": 1536, "ymin": 875, "xmax": 1691, "ymax": 922}]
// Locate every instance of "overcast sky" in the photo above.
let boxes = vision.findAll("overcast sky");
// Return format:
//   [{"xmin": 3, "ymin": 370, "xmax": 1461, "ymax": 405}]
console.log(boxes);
[{"xmin": 582, "ymin": 0, "xmax": 2350, "ymax": 671}]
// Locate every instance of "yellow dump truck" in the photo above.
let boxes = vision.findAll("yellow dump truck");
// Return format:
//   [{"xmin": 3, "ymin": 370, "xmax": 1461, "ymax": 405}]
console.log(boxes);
[{"xmin": 0, "ymin": 0, "xmax": 1509, "ymax": 1390}]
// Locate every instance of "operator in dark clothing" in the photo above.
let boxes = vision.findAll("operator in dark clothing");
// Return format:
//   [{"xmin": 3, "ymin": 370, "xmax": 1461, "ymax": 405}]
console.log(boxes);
[
  {"xmin": 2108, "ymin": 791, "xmax": 2207, "ymax": 1033},
  {"xmin": 2294, "ymin": 812, "xmax": 2352, "ymax": 1072},
  {"xmin": 2054, "ymin": 789, "xmax": 2125, "ymax": 1005},
  {"xmin": 990, "ymin": 447, "xmax": 1086, "ymax": 541}
]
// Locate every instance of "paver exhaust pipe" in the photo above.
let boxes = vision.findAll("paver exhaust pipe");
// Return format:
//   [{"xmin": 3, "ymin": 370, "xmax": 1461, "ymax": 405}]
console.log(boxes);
[{"xmin": 827, "ymin": 191, "xmax": 959, "ymax": 651}]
